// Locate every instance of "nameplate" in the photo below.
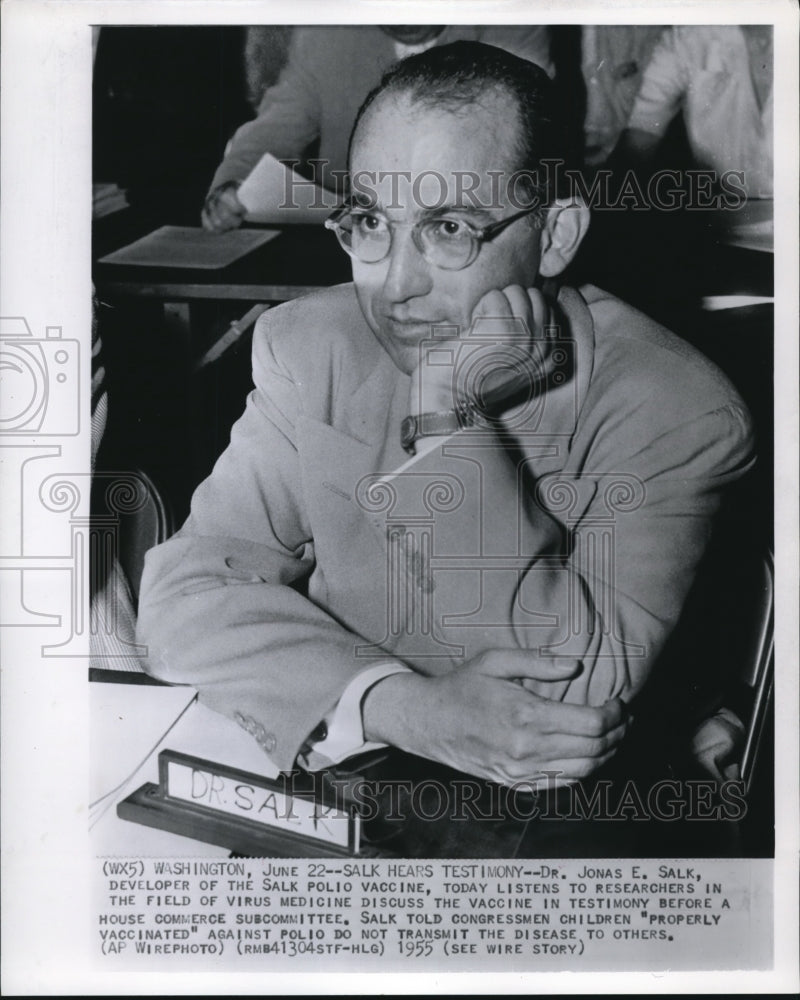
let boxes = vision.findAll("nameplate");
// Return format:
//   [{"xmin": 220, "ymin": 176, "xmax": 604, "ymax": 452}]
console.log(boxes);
[{"xmin": 160, "ymin": 751, "xmax": 356, "ymax": 850}]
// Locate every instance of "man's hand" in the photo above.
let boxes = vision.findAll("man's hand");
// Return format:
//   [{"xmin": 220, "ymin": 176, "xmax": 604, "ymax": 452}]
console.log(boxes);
[
  {"xmin": 362, "ymin": 650, "xmax": 629, "ymax": 789},
  {"xmin": 202, "ymin": 181, "xmax": 247, "ymax": 232},
  {"xmin": 409, "ymin": 284, "xmax": 551, "ymax": 418}
]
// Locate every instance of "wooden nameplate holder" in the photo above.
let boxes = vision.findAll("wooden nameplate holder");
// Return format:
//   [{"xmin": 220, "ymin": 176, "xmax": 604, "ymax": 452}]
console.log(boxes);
[{"xmin": 117, "ymin": 749, "xmax": 395, "ymax": 857}]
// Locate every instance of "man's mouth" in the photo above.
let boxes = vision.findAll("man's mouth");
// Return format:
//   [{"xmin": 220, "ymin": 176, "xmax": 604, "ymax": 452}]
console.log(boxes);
[{"xmin": 383, "ymin": 314, "xmax": 443, "ymax": 331}]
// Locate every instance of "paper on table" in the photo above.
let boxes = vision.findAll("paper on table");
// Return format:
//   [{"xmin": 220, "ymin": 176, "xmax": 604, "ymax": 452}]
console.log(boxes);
[
  {"xmin": 92, "ymin": 690, "xmax": 280, "ymax": 821},
  {"xmin": 90, "ymin": 690, "xmax": 232, "ymax": 857},
  {"xmin": 89, "ymin": 682, "xmax": 197, "ymax": 817},
  {"xmin": 92, "ymin": 695, "xmax": 282, "ymax": 847},
  {"xmin": 237, "ymin": 152, "xmax": 339, "ymax": 225},
  {"xmin": 97, "ymin": 225, "xmax": 280, "ymax": 268}
]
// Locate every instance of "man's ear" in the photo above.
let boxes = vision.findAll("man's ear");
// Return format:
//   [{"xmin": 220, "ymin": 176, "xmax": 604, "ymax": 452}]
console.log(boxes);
[{"xmin": 538, "ymin": 198, "xmax": 591, "ymax": 277}]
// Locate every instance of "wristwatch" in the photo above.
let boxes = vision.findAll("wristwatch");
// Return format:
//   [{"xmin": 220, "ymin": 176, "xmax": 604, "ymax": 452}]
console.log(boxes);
[{"xmin": 400, "ymin": 403, "xmax": 477, "ymax": 455}]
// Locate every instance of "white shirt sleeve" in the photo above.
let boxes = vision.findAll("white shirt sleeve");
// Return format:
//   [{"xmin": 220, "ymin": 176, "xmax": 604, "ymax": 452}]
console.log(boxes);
[
  {"xmin": 627, "ymin": 28, "xmax": 687, "ymax": 137},
  {"xmin": 307, "ymin": 661, "xmax": 412, "ymax": 767}
]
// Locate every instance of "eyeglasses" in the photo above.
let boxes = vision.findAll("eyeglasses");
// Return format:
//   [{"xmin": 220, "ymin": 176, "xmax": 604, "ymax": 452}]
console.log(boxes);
[{"xmin": 324, "ymin": 203, "xmax": 541, "ymax": 271}]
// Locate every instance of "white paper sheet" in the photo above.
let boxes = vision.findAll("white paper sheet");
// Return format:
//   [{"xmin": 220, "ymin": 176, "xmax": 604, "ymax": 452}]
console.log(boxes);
[
  {"xmin": 237, "ymin": 152, "xmax": 339, "ymax": 224},
  {"xmin": 89, "ymin": 682, "xmax": 197, "ymax": 814}
]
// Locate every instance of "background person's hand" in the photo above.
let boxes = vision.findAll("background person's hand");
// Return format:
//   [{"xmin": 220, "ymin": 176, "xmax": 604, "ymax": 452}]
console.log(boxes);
[
  {"xmin": 202, "ymin": 181, "xmax": 247, "ymax": 232},
  {"xmin": 690, "ymin": 707, "xmax": 746, "ymax": 783},
  {"xmin": 362, "ymin": 649, "xmax": 629, "ymax": 789}
]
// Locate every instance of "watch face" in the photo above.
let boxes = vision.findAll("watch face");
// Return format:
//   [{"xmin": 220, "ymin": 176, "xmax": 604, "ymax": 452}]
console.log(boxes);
[{"xmin": 400, "ymin": 414, "xmax": 418, "ymax": 452}]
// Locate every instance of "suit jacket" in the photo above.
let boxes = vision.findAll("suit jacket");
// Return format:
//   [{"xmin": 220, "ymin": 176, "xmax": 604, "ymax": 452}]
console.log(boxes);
[
  {"xmin": 137, "ymin": 283, "xmax": 754, "ymax": 772},
  {"xmin": 210, "ymin": 25, "xmax": 554, "ymax": 192}
]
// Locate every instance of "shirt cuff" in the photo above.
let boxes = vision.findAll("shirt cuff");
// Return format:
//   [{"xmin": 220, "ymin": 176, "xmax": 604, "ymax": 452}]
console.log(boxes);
[
  {"xmin": 626, "ymin": 103, "xmax": 670, "ymax": 137},
  {"xmin": 305, "ymin": 661, "xmax": 412, "ymax": 768}
]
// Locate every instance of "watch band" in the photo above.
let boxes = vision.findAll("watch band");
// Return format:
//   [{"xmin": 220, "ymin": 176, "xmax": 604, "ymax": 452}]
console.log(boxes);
[{"xmin": 400, "ymin": 403, "xmax": 476, "ymax": 455}]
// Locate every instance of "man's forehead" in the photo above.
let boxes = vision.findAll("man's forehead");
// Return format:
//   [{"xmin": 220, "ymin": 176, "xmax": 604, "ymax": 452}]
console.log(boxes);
[
  {"xmin": 350, "ymin": 91, "xmax": 523, "ymax": 208},
  {"xmin": 354, "ymin": 90, "xmax": 520, "ymax": 159}
]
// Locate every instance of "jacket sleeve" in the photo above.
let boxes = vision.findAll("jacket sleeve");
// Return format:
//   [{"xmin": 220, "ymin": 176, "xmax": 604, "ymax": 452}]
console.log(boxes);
[
  {"xmin": 529, "ymin": 402, "xmax": 755, "ymax": 707},
  {"xmin": 137, "ymin": 312, "xmax": 390, "ymax": 772},
  {"xmin": 209, "ymin": 30, "xmax": 321, "ymax": 191}
]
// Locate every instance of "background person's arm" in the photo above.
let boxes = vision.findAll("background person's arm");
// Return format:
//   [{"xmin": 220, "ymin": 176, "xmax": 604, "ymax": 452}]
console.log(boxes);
[
  {"xmin": 203, "ymin": 28, "xmax": 322, "ymax": 227},
  {"xmin": 614, "ymin": 27, "xmax": 687, "ymax": 165}
]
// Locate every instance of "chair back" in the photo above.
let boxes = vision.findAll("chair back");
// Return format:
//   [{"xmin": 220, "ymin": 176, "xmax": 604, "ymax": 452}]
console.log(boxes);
[
  {"xmin": 116, "ymin": 467, "xmax": 174, "ymax": 605},
  {"xmin": 739, "ymin": 550, "xmax": 774, "ymax": 796}
]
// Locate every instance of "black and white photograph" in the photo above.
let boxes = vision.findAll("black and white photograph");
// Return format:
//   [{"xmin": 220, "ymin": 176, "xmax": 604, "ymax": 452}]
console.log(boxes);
[{"xmin": 1, "ymin": 0, "xmax": 798, "ymax": 993}]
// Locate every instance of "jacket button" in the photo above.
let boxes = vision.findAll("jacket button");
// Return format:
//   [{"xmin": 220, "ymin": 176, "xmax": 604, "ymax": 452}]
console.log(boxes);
[{"xmin": 259, "ymin": 733, "xmax": 277, "ymax": 754}]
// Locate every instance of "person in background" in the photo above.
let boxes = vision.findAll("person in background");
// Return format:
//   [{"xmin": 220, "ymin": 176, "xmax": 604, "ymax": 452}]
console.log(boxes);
[
  {"xmin": 580, "ymin": 25, "xmax": 665, "ymax": 168},
  {"xmin": 202, "ymin": 25, "xmax": 553, "ymax": 231},
  {"xmin": 616, "ymin": 25, "xmax": 773, "ymax": 197}
]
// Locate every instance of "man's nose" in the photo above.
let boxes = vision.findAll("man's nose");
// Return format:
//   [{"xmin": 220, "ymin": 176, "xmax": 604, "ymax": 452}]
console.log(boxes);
[{"xmin": 382, "ymin": 228, "xmax": 434, "ymax": 303}]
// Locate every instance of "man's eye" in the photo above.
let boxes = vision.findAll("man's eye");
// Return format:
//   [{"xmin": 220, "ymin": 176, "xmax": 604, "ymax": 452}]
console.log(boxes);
[
  {"xmin": 427, "ymin": 218, "xmax": 470, "ymax": 241},
  {"xmin": 353, "ymin": 213, "xmax": 387, "ymax": 235}
]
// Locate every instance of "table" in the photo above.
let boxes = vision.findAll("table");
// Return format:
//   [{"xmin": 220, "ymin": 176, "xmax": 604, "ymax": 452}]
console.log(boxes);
[
  {"xmin": 93, "ymin": 216, "xmax": 351, "ymax": 305},
  {"xmin": 94, "ymin": 216, "xmax": 353, "ymax": 370}
]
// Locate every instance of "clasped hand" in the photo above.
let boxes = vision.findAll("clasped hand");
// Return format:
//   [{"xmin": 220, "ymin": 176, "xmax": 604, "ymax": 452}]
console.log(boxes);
[{"xmin": 363, "ymin": 651, "xmax": 629, "ymax": 790}]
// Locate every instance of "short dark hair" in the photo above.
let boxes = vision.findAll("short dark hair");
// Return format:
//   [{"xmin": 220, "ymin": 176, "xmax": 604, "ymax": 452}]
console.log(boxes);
[{"xmin": 348, "ymin": 41, "xmax": 558, "ymax": 206}]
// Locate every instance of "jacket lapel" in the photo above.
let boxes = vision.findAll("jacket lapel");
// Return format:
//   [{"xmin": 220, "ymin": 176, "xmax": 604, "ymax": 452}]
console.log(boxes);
[{"xmin": 509, "ymin": 285, "xmax": 596, "ymax": 483}]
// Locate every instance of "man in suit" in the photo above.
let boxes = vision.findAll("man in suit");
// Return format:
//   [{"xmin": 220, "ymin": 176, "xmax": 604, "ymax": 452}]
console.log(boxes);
[
  {"xmin": 202, "ymin": 25, "xmax": 553, "ymax": 231},
  {"xmin": 139, "ymin": 43, "xmax": 753, "ymax": 799}
]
